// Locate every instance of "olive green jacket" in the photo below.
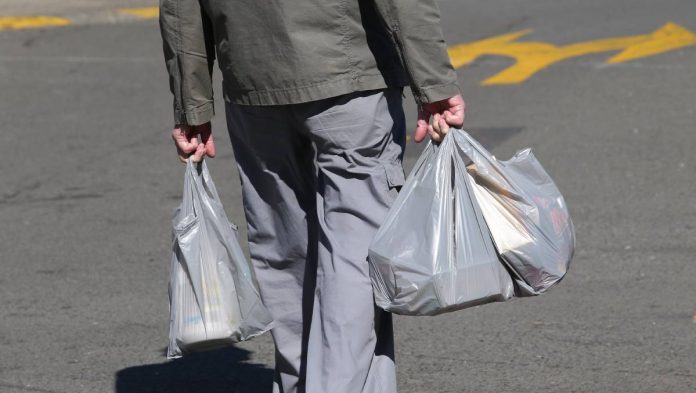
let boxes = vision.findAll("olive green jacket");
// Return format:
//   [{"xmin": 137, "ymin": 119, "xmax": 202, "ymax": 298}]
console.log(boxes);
[{"xmin": 159, "ymin": 0, "xmax": 460, "ymax": 126}]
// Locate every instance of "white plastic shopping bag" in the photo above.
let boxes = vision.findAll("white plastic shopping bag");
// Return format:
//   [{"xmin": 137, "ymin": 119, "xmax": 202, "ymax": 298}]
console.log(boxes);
[
  {"xmin": 168, "ymin": 159, "xmax": 273, "ymax": 358},
  {"xmin": 368, "ymin": 130, "xmax": 515, "ymax": 316},
  {"xmin": 454, "ymin": 131, "xmax": 575, "ymax": 296},
  {"xmin": 368, "ymin": 129, "xmax": 575, "ymax": 316}
]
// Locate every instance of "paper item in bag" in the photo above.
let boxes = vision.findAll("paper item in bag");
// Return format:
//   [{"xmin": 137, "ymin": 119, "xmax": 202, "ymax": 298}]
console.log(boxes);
[
  {"xmin": 368, "ymin": 131, "xmax": 514, "ymax": 316},
  {"xmin": 466, "ymin": 163, "xmax": 534, "ymax": 252},
  {"xmin": 455, "ymin": 132, "xmax": 575, "ymax": 295}
]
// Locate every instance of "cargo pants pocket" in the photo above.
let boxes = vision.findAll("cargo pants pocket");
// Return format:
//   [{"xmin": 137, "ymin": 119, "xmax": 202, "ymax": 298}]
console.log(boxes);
[{"xmin": 380, "ymin": 161, "xmax": 406, "ymax": 208}]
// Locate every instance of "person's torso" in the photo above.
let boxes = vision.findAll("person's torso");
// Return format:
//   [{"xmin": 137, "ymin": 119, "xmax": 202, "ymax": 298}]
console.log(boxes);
[{"xmin": 201, "ymin": 0, "xmax": 408, "ymax": 105}]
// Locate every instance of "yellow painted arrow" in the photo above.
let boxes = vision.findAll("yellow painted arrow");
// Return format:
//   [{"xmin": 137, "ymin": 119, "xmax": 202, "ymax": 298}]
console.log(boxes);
[{"xmin": 448, "ymin": 22, "xmax": 696, "ymax": 85}]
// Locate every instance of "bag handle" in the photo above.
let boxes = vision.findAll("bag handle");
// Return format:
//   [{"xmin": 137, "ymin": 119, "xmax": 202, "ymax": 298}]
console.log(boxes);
[
  {"xmin": 186, "ymin": 158, "xmax": 224, "ymax": 205},
  {"xmin": 179, "ymin": 159, "xmax": 199, "ymax": 217}
]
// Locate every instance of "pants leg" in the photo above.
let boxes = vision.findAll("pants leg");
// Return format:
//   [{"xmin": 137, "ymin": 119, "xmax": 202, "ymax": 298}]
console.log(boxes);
[
  {"xmin": 297, "ymin": 88, "xmax": 406, "ymax": 393},
  {"xmin": 226, "ymin": 88, "xmax": 406, "ymax": 393},
  {"xmin": 225, "ymin": 104, "xmax": 316, "ymax": 393}
]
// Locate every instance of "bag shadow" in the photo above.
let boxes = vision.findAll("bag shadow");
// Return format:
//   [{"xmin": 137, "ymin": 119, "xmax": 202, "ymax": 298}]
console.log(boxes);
[{"xmin": 114, "ymin": 346, "xmax": 273, "ymax": 393}]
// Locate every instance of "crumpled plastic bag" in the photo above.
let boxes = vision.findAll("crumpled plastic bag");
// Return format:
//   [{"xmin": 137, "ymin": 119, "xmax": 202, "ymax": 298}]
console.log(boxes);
[
  {"xmin": 456, "ymin": 131, "xmax": 575, "ymax": 296},
  {"xmin": 368, "ymin": 130, "xmax": 515, "ymax": 316},
  {"xmin": 368, "ymin": 129, "xmax": 574, "ymax": 316},
  {"xmin": 168, "ymin": 159, "xmax": 273, "ymax": 358}
]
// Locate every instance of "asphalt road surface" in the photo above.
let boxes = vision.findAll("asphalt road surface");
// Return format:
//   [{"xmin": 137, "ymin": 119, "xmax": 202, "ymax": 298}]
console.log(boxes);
[{"xmin": 1, "ymin": 1, "xmax": 695, "ymax": 392}]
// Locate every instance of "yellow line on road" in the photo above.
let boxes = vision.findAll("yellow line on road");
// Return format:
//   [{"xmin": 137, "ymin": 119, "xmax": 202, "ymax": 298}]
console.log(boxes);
[
  {"xmin": 0, "ymin": 16, "xmax": 71, "ymax": 30},
  {"xmin": 448, "ymin": 22, "xmax": 696, "ymax": 85},
  {"xmin": 118, "ymin": 7, "xmax": 159, "ymax": 19}
]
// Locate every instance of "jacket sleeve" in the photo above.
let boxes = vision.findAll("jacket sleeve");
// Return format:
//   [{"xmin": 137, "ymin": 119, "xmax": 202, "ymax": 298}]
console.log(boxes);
[
  {"xmin": 159, "ymin": 0, "xmax": 216, "ymax": 126},
  {"xmin": 372, "ymin": 0, "xmax": 460, "ymax": 106}
]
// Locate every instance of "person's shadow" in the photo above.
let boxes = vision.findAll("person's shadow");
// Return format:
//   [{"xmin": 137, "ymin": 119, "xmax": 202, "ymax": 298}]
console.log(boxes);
[{"xmin": 114, "ymin": 346, "xmax": 273, "ymax": 393}]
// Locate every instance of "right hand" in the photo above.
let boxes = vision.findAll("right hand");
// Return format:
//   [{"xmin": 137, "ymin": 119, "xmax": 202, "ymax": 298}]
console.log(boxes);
[
  {"xmin": 171, "ymin": 122, "xmax": 216, "ymax": 162},
  {"xmin": 414, "ymin": 94, "xmax": 466, "ymax": 143}
]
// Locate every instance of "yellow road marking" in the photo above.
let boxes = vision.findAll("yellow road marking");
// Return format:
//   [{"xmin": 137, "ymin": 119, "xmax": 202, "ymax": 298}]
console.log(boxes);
[
  {"xmin": 448, "ymin": 22, "xmax": 696, "ymax": 85},
  {"xmin": 118, "ymin": 7, "xmax": 159, "ymax": 19},
  {"xmin": 608, "ymin": 23, "xmax": 696, "ymax": 63},
  {"xmin": 0, "ymin": 16, "xmax": 71, "ymax": 31},
  {"xmin": 1, "ymin": 14, "xmax": 692, "ymax": 89}
]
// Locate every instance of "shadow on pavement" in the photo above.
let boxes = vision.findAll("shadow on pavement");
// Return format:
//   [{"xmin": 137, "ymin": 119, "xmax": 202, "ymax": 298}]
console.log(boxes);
[{"xmin": 114, "ymin": 346, "xmax": 273, "ymax": 393}]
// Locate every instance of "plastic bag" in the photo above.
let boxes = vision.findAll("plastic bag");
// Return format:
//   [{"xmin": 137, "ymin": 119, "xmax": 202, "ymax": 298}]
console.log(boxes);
[
  {"xmin": 368, "ymin": 130, "xmax": 515, "ymax": 316},
  {"xmin": 168, "ymin": 159, "xmax": 274, "ymax": 358},
  {"xmin": 368, "ymin": 129, "xmax": 574, "ymax": 316},
  {"xmin": 455, "ymin": 131, "xmax": 575, "ymax": 296}
]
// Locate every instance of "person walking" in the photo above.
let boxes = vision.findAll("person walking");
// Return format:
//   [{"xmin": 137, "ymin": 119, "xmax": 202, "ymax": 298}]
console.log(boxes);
[{"xmin": 159, "ymin": 1, "xmax": 464, "ymax": 392}]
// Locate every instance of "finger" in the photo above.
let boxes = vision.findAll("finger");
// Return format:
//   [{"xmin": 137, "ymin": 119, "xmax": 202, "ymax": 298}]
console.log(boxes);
[
  {"xmin": 176, "ymin": 145, "xmax": 188, "ymax": 163},
  {"xmin": 414, "ymin": 109, "xmax": 430, "ymax": 143},
  {"xmin": 172, "ymin": 127, "xmax": 199, "ymax": 154},
  {"xmin": 444, "ymin": 101, "xmax": 465, "ymax": 128},
  {"xmin": 173, "ymin": 131, "xmax": 191, "ymax": 163},
  {"xmin": 191, "ymin": 143, "xmax": 206, "ymax": 163},
  {"xmin": 439, "ymin": 117, "xmax": 450, "ymax": 135},
  {"xmin": 444, "ymin": 110, "xmax": 465, "ymax": 128},
  {"xmin": 200, "ymin": 129, "xmax": 216, "ymax": 158},
  {"xmin": 427, "ymin": 123, "xmax": 437, "ymax": 140},
  {"xmin": 432, "ymin": 113, "xmax": 441, "ymax": 135},
  {"xmin": 206, "ymin": 137, "xmax": 216, "ymax": 158},
  {"xmin": 448, "ymin": 95, "xmax": 466, "ymax": 112},
  {"xmin": 429, "ymin": 127, "xmax": 442, "ymax": 143}
]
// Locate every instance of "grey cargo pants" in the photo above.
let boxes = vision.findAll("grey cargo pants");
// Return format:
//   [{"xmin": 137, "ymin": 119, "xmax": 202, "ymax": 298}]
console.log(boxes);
[{"xmin": 225, "ymin": 88, "xmax": 406, "ymax": 393}]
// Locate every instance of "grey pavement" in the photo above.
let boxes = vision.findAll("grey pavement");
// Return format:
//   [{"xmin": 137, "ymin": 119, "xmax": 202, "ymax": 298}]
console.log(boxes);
[
  {"xmin": 0, "ymin": 0, "xmax": 155, "ymax": 16},
  {"xmin": 1, "ymin": 1, "xmax": 695, "ymax": 392}
]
